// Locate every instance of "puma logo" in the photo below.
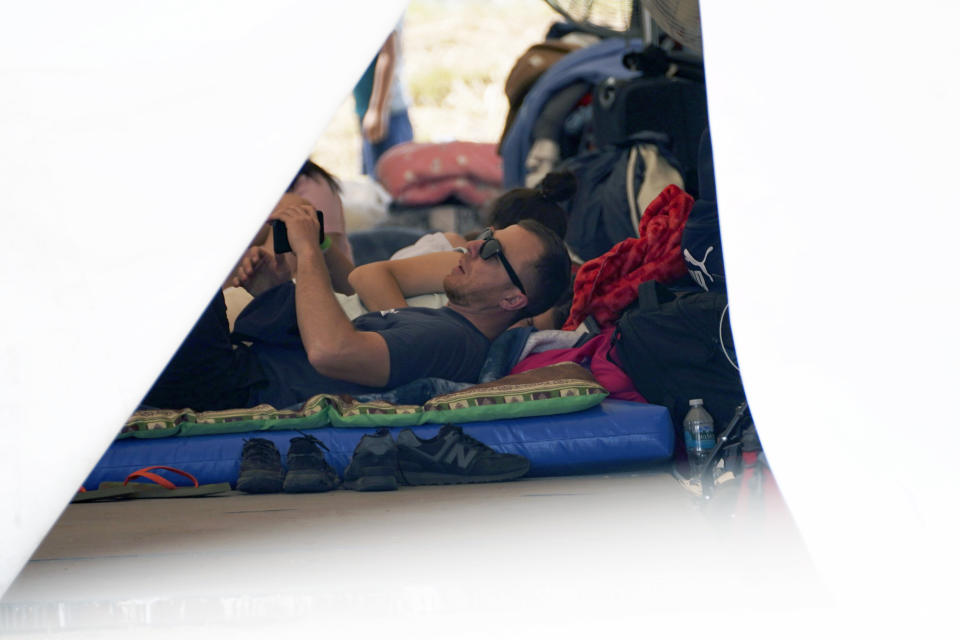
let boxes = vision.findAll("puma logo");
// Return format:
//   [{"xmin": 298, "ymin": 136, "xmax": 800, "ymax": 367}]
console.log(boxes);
[{"xmin": 684, "ymin": 246, "xmax": 715, "ymax": 291}]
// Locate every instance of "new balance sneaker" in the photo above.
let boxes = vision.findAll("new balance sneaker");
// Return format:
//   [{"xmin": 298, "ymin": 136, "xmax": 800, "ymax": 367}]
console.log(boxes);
[
  {"xmin": 396, "ymin": 424, "xmax": 530, "ymax": 485},
  {"xmin": 343, "ymin": 428, "xmax": 400, "ymax": 492},
  {"xmin": 236, "ymin": 438, "xmax": 284, "ymax": 494},
  {"xmin": 282, "ymin": 433, "xmax": 340, "ymax": 493}
]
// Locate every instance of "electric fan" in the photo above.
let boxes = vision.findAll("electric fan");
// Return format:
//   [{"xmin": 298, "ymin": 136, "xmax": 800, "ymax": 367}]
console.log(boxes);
[{"xmin": 542, "ymin": 0, "xmax": 702, "ymax": 53}]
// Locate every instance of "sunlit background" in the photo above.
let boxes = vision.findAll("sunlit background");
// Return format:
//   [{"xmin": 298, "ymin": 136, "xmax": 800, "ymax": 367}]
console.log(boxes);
[{"xmin": 311, "ymin": 0, "xmax": 558, "ymax": 180}]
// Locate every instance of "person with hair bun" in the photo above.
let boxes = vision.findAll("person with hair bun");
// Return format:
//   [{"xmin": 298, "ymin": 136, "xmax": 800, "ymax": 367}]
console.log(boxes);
[
  {"xmin": 488, "ymin": 169, "xmax": 576, "ymax": 239},
  {"xmin": 390, "ymin": 171, "xmax": 576, "ymax": 260}
]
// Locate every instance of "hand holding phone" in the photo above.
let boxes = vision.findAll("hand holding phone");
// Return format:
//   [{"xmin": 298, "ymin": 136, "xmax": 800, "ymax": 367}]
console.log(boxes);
[{"xmin": 272, "ymin": 209, "xmax": 325, "ymax": 254}]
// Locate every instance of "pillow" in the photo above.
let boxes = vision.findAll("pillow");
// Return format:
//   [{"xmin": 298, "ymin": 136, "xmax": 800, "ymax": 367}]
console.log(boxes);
[
  {"xmin": 120, "ymin": 362, "xmax": 608, "ymax": 439},
  {"xmin": 421, "ymin": 361, "xmax": 608, "ymax": 422},
  {"xmin": 376, "ymin": 141, "xmax": 504, "ymax": 196},
  {"xmin": 394, "ymin": 177, "xmax": 502, "ymax": 207}
]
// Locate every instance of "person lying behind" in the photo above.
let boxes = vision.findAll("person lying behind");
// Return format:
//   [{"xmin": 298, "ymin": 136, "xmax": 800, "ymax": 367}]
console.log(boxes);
[
  {"xmin": 347, "ymin": 239, "xmax": 570, "ymax": 331},
  {"xmin": 390, "ymin": 170, "xmax": 576, "ymax": 260},
  {"xmin": 350, "ymin": 171, "xmax": 577, "ymax": 329},
  {"xmin": 247, "ymin": 159, "xmax": 356, "ymax": 294},
  {"xmin": 141, "ymin": 197, "xmax": 571, "ymax": 412}
]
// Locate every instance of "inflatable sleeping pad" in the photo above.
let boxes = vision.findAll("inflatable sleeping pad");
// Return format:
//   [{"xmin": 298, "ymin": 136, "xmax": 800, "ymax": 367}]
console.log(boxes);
[{"xmin": 84, "ymin": 399, "xmax": 675, "ymax": 487}]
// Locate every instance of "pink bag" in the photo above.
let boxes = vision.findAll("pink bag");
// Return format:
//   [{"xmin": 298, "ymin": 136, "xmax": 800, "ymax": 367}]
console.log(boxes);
[{"xmin": 510, "ymin": 330, "xmax": 646, "ymax": 403}]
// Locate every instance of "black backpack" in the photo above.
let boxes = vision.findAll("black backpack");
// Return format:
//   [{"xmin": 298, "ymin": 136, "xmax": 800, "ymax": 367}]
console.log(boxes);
[
  {"xmin": 677, "ymin": 126, "xmax": 727, "ymax": 293},
  {"xmin": 561, "ymin": 133, "xmax": 681, "ymax": 262},
  {"xmin": 611, "ymin": 281, "xmax": 746, "ymax": 455},
  {"xmin": 592, "ymin": 75, "xmax": 708, "ymax": 195}
]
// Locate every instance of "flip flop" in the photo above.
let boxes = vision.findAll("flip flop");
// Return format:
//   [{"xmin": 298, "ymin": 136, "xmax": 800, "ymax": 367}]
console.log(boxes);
[
  {"xmin": 99, "ymin": 466, "xmax": 231, "ymax": 499},
  {"xmin": 71, "ymin": 484, "xmax": 138, "ymax": 503}
]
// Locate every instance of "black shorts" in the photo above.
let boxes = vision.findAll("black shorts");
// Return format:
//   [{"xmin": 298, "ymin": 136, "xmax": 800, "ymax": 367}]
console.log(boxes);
[{"xmin": 141, "ymin": 290, "xmax": 265, "ymax": 411}]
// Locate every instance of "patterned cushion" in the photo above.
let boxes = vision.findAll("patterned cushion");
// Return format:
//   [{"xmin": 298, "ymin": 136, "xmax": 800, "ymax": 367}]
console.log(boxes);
[
  {"xmin": 375, "ymin": 141, "xmax": 504, "ymax": 206},
  {"xmin": 121, "ymin": 362, "xmax": 608, "ymax": 438},
  {"xmin": 392, "ymin": 176, "xmax": 503, "ymax": 207}
]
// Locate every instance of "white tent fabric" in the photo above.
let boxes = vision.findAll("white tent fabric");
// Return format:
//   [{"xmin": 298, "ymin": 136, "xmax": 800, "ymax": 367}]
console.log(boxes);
[
  {"xmin": 700, "ymin": 0, "xmax": 959, "ymax": 615},
  {"xmin": 0, "ymin": 0, "xmax": 406, "ymax": 597},
  {"xmin": 2, "ymin": 0, "xmax": 959, "ymax": 626}
]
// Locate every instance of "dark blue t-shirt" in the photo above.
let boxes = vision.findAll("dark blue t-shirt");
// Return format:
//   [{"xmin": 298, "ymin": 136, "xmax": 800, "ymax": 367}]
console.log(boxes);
[{"xmin": 234, "ymin": 283, "xmax": 490, "ymax": 409}]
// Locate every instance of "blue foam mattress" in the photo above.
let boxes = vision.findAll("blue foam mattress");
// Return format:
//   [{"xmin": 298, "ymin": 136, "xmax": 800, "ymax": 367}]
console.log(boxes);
[{"xmin": 84, "ymin": 399, "xmax": 674, "ymax": 487}]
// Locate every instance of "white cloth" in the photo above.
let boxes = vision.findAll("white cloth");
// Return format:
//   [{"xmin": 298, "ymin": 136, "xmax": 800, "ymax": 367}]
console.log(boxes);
[
  {"xmin": 516, "ymin": 326, "xmax": 590, "ymax": 362},
  {"xmin": 390, "ymin": 231, "xmax": 456, "ymax": 260},
  {"xmin": 339, "ymin": 175, "xmax": 392, "ymax": 232},
  {"xmin": 223, "ymin": 286, "xmax": 447, "ymax": 330},
  {"xmin": 335, "ymin": 291, "xmax": 448, "ymax": 320}
]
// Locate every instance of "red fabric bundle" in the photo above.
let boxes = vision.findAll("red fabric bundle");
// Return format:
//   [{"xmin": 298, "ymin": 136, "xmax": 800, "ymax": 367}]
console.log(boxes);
[
  {"xmin": 376, "ymin": 141, "xmax": 504, "ymax": 207},
  {"xmin": 562, "ymin": 184, "xmax": 694, "ymax": 330}
]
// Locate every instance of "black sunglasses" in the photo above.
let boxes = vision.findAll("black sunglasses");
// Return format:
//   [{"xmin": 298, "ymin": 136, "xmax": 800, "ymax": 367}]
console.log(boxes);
[{"xmin": 477, "ymin": 228, "xmax": 526, "ymax": 295}]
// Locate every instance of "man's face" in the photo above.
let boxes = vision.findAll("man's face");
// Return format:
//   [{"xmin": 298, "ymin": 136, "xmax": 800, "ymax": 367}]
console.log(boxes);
[
  {"xmin": 443, "ymin": 224, "xmax": 542, "ymax": 309},
  {"xmin": 291, "ymin": 174, "xmax": 343, "ymax": 225}
]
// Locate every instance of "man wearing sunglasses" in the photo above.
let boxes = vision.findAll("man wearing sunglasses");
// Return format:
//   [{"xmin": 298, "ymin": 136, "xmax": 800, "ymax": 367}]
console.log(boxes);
[
  {"xmin": 474, "ymin": 228, "xmax": 528, "ymax": 294},
  {"xmin": 143, "ymin": 202, "xmax": 570, "ymax": 412}
]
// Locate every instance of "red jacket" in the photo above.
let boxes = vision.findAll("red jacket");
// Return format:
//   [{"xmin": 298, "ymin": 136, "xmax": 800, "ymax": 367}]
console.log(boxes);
[{"xmin": 563, "ymin": 184, "xmax": 693, "ymax": 330}]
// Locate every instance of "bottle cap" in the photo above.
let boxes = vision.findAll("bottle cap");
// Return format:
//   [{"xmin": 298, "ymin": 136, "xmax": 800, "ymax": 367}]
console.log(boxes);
[{"xmin": 689, "ymin": 398, "xmax": 703, "ymax": 407}]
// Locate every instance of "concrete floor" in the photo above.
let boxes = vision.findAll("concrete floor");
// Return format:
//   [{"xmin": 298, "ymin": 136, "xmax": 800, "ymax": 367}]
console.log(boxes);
[{"xmin": 1, "ymin": 467, "xmax": 831, "ymax": 638}]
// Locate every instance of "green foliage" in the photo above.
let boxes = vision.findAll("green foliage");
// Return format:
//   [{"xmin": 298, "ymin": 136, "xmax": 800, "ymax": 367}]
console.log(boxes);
[{"xmin": 409, "ymin": 66, "xmax": 456, "ymax": 106}]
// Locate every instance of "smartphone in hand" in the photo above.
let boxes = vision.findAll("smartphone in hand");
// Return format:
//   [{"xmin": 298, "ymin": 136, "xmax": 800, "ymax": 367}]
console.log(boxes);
[{"xmin": 272, "ymin": 210, "xmax": 325, "ymax": 254}]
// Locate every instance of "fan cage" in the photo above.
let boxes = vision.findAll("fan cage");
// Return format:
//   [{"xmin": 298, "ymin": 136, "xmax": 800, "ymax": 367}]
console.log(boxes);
[
  {"xmin": 542, "ymin": 0, "xmax": 702, "ymax": 53},
  {"xmin": 543, "ymin": 0, "xmax": 646, "ymax": 39}
]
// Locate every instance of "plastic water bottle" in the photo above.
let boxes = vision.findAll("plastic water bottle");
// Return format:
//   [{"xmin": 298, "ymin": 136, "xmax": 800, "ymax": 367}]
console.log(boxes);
[{"xmin": 683, "ymin": 398, "xmax": 716, "ymax": 477}]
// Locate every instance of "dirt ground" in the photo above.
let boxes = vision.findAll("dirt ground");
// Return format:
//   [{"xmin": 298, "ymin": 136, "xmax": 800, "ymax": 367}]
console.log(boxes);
[{"xmin": 310, "ymin": 0, "xmax": 560, "ymax": 181}]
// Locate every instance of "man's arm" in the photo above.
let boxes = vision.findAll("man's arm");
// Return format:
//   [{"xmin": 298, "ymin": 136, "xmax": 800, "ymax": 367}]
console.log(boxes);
[
  {"xmin": 269, "ymin": 194, "xmax": 355, "ymax": 295},
  {"xmin": 270, "ymin": 202, "xmax": 390, "ymax": 387},
  {"xmin": 362, "ymin": 31, "xmax": 397, "ymax": 144},
  {"xmin": 322, "ymin": 235, "xmax": 355, "ymax": 295},
  {"xmin": 224, "ymin": 244, "xmax": 292, "ymax": 296},
  {"xmin": 348, "ymin": 250, "xmax": 461, "ymax": 312},
  {"xmin": 229, "ymin": 227, "xmax": 353, "ymax": 298}
]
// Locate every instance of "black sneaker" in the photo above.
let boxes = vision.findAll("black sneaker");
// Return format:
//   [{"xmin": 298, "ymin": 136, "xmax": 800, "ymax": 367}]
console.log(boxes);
[
  {"xmin": 236, "ymin": 438, "xmax": 284, "ymax": 494},
  {"xmin": 343, "ymin": 428, "xmax": 400, "ymax": 492},
  {"xmin": 396, "ymin": 424, "xmax": 530, "ymax": 485},
  {"xmin": 282, "ymin": 433, "xmax": 340, "ymax": 493}
]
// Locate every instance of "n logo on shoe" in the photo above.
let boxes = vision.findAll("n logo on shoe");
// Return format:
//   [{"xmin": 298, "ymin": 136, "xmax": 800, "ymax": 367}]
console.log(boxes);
[
  {"xmin": 416, "ymin": 438, "xmax": 477, "ymax": 469},
  {"xmin": 442, "ymin": 441, "xmax": 477, "ymax": 469},
  {"xmin": 406, "ymin": 429, "xmax": 479, "ymax": 470}
]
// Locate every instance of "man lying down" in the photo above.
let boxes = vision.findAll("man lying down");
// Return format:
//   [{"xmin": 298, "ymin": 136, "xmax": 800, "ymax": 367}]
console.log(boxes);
[{"xmin": 141, "ymin": 196, "xmax": 571, "ymax": 413}]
